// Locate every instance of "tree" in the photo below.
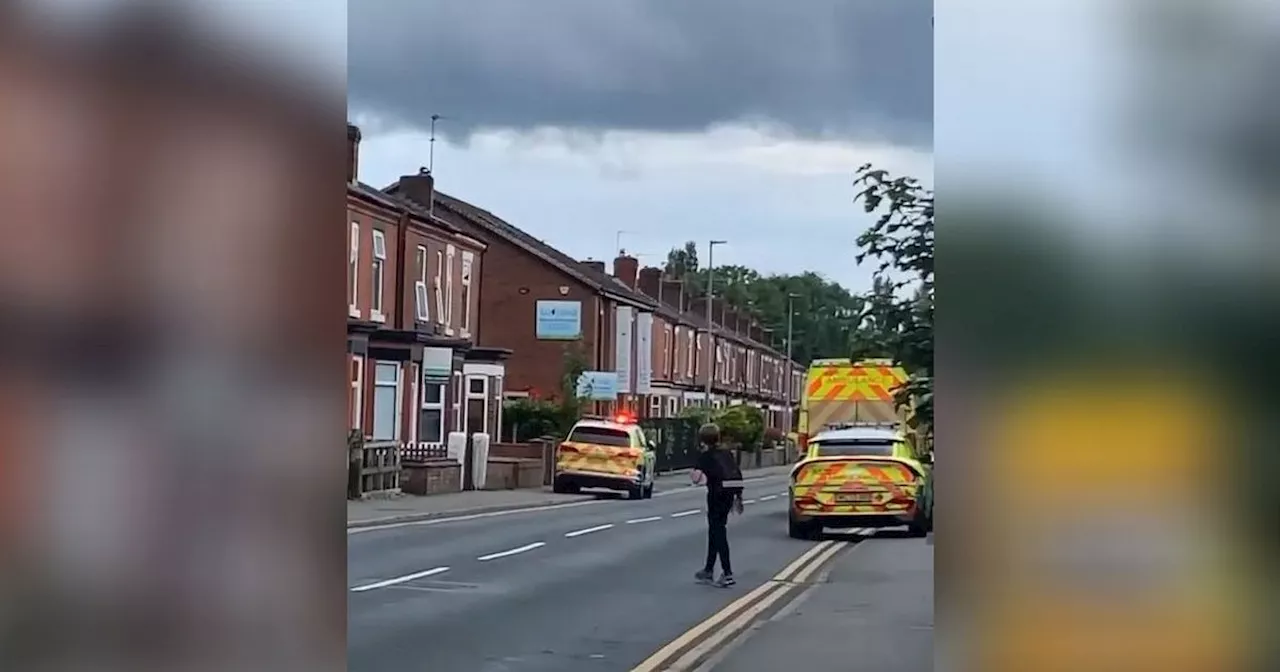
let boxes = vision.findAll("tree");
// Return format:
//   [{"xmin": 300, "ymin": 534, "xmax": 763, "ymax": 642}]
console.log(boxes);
[
  {"xmin": 661, "ymin": 241, "xmax": 865, "ymax": 365},
  {"xmin": 851, "ymin": 163, "xmax": 934, "ymax": 437},
  {"xmin": 664, "ymin": 241, "xmax": 700, "ymax": 280}
]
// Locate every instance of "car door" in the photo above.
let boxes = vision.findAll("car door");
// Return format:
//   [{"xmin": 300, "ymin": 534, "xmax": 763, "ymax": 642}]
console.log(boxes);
[{"xmin": 632, "ymin": 427, "xmax": 655, "ymax": 485}]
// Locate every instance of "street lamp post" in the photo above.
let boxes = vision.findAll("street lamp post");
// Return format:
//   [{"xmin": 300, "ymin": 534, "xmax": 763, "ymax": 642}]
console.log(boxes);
[
  {"xmin": 704, "ymin": 240, "xmax": 727, "ymax": 407},
  {"xmin": 784, "ymin": 293, "xmax": 798, "ymax": 435}
]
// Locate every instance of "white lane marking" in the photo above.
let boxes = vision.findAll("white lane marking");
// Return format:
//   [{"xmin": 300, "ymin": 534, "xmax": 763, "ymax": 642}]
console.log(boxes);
[
  {"xmin": 478, "ymin": 542, "xmax": 545, "ymax": 561},
  {"xmin": 742, "ymin": 499, "xmax": 757, "ymax": 505},
  {"xmin": 670, "ymin": 509, "xmax": 701, "ymax": 518},
  {"xmin": 565, "ymin": 524, "xmax": 614, "ymax": 538},
  {"xmin": 626, "ymin": 516, "xmax": 663, "ymax": 524},
  {"xmin": 759, "ymin": 495, "xmax": 777, "ymax": 501},
  {"xmin": 350, "ymin": 566, "xmax": 449, "ymax": 592},
  {"xmin": 858, "ymin": 528, "xmax": 876, "ymax": 537}
]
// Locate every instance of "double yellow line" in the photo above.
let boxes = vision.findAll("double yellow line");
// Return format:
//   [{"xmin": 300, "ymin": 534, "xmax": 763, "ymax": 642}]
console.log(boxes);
[{"xmin": 631, "ymin": 540, "xmax": 850, "ymax": 672}]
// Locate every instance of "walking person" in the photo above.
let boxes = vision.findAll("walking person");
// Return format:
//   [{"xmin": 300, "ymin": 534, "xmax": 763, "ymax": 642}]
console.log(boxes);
[{"xmin": 692, "ymin": 422, "xmax": 744, "ymax": 587}]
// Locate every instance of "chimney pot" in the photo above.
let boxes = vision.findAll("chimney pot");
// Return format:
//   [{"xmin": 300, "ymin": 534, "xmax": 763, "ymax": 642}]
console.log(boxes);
[{"xmin": 637, "ymin": 267, "xmax": 662, "ymax": 299}]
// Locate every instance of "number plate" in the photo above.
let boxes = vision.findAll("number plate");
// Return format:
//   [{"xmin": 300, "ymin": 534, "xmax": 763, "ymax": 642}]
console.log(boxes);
[{"xmin": 836, "ymin": 492, "xmax": 876, "ymax": 503}]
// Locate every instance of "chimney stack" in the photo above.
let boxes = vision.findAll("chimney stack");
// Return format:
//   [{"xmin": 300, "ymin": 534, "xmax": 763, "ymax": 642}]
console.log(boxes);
[
  {"xmin": 397, "ymin": 167, "xmax": 436, "ymax": 211},
  {"xmin": 347, "ymin": 123, "xmax": 361, "ymax": 183},
  {"xmin": 711, "ymin": 298, "xmax": 727, "ymax": 326},
  {"xmin": 581, "ymin": 260, "xmax": 606, "ymax": 274},
  {"xmin": 613, "ymin": 252, "xmax": 639, "ymax": 289},
  {"xmin": 637, "ymin": 267, "xmax": 662, "ymax": 299},
  {"xmin": 660, "ymin": 279, "xmax": 686, "ymax": 312}
]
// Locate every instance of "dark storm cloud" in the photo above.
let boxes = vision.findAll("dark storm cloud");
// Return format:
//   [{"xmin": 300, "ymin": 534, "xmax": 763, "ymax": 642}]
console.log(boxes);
[{"xmin": 348, "ymin": 0, "xmax": 933, "ymax": 147}]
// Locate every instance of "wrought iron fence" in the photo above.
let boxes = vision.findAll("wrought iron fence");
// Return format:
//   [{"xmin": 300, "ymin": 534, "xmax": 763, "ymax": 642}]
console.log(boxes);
[{"xmin": 639, "ymin": 417, "xmax": 702, "ymax": 473}]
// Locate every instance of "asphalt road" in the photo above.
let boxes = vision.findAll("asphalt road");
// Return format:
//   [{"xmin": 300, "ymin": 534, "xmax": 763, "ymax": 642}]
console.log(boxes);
[{"xmin": 347, "ymin": 472, "xmax": 866, "ymax": 671}]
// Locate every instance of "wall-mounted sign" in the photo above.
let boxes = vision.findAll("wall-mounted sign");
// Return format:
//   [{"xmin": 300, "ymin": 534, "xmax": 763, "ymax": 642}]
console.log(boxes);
[
  {"xmin": 535, "ymin": 300, "xmax": 582, "ymax": 340},
  {"xmin": 576, "ymin": 371, "xmax": 618, "ymax": 400},
  {"xmin": 615, "ymin": 306, "xmax": 634, "ymax": 394},
  {"xmin": 635, "ymin": 311, "xmax": 653, "ymax": 394}
]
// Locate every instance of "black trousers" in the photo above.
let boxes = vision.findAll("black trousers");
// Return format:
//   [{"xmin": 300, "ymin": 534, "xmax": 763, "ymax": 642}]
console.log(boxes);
[{"xmin": 704, "ymin": 493, "xmax": 733, "ymax": 574}]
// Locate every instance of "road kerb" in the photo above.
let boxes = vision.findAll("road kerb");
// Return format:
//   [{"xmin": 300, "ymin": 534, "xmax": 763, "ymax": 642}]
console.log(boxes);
[
  {"xmin": 629, "ymin": 540, "xmax": 846, "ymax": 672},
  {"xmin": 348, "ymin": 470, "xmax": 792, "ymax": 532}
]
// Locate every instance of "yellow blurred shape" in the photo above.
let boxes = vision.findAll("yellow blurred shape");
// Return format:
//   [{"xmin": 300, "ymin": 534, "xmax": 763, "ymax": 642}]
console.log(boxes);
[
  {"xmin": 980, "ymin": 603, "xmax": 1243, "ymax": 672},
  {"xmin": 993, "ymin": 369, "xmax": 1224, "ymax": 503}
]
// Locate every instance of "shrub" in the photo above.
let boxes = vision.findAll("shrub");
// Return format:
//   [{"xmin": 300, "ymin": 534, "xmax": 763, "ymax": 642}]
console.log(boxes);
[{"xmin": 713, "ymin": 404, "xmax": 765, "ymax": 452}]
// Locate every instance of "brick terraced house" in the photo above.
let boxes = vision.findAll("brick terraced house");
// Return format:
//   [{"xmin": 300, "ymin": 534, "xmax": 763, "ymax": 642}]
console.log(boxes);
[
  {"xmin": 347, "ymin": 124, "xmax": 509, "ymax": 453},
  {"xmin": 377, "ymin": 151, "xmax": 805, "ymax": 438}
]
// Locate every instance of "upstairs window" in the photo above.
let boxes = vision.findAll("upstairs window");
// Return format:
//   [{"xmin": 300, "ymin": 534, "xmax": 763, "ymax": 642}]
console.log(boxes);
[
  {"xmin": 444, "ymin": 245, "xmax": 456, "ymax": 333},
  {"xmin": 370, "ymin": 230, "xmax": 387, "ymax": 320},
  {"xmin": 434, "ymin": 250, "xmax": 445, "ymax": 323},
  {"xmin": 414, "ymin": 245, "xmax": 429, "ymax": 322},
  {"xmin": 460, "ymin": 250, "xmax": 474, "ymax": 336},
  {"xmin": 348, "ymin": 223, "xmax": 360, "ymax": 315}
]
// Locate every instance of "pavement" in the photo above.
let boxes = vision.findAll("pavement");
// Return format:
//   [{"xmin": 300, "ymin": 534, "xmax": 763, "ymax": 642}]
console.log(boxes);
[
  {"xmin": 347, "ymin": 466, "xmax": 934, "ymax": 672},
  {"xmin": 347, "ymin": 466, "xmax": 794, "ymax": 529},
  {"xmin": 700, "ymin": 528, "xmax": 934, "ymax": 671}
]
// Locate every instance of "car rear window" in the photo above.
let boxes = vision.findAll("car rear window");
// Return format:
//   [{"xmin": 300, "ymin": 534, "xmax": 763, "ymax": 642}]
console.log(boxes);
[
  {"xmin": 567, "ymin": 427, "xmax": 632, "ymax": 447},
  {"xmin": 814, "ymin": 440, "xmax": 896, "ymax": 458}
]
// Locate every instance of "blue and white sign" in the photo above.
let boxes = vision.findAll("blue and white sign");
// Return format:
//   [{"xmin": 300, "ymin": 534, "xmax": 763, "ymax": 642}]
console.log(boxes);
[
  {"xmin": 536, "ymin": 300, "xmax": 582, "ymax": 340},
  {"xmin": 576, "ymin": 371, "xmax": 619, "ymax": 400}
]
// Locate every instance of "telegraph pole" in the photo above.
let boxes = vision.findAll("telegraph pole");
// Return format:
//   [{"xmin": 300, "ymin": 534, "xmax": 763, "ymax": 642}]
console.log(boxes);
[
  {"xmin": 704, "ymin": 240, "xmax": 726, "ymax": 406},
  {"xmin": 783, "ymin": 293, "xmax": 797, "ymax": 434}
]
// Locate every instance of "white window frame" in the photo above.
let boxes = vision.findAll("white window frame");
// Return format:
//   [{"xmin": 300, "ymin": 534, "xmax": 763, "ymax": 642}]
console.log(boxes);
[
  {"xmin": 407, "ymin": 364, "xmax": 419, "ymax": 445},
  {"xmin": 370, "ymin": 229, "xmax": 387, "ymax": 323},
  {"xmin": 444, "ymin": 244, "xmax": 456, "ymax": 335},
  {"xmin": 494, "ymin": 375, "xmax": 505, "ymax": 440},
  {"xmin": 350, "ymin": 356, "xmax": 363, "ymax": 431},
  {"xmin": 667, "ymin": 396, "xmax": 678, "ymax": 417},
  {"xmin": 662, "ymin": 326, "xmax": 671, "ymax": 378},
  {"xmin": 419, "ymin": 373, "xmax": 447, "ymax": 445},
  {"xmin": 686, "ymin": 330, "xmax": 694, "ymax": 379},
  {"xmin": 434, "ymin": 250, "xmax": 445, "ymax": 325},
  {"xmin": 465, "ymin": 374, "xmax": 489, "ymax": 435},
  {"xmin": 349, "ymin": 223, "xmax": 360, "ymax": 318},
  {"xmin": 414, "ymin": 245, "xmax": 429, "ymax": 323},
  {"xmin": 460, "ymin": 250, "xmax": 474, "ymax": 337},
  {"xmin": 694, "ymin": 333, "xmax": 702, "ymax": 377},
  {"xmin": 452, "ymin": 370, "xmax": 463, "ymax": 434},
  {"xmin": 648, "ymin": 395, "xmax": 662, "ymax": 418},
  {"xmin": 371, "ymin": 361, "xmax": 402, "ymax": 441}
]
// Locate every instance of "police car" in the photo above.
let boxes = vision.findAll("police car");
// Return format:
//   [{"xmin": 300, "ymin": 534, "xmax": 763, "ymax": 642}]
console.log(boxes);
[{"xmin": 551, "ymin": 414, "xmax": 657, "ymax": 500}]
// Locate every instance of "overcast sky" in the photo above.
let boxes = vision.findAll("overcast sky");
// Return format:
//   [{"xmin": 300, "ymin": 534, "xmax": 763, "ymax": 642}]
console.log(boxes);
[{"xmin": 348, "ymin": 0, "xmax": 934, "ymax": 293}]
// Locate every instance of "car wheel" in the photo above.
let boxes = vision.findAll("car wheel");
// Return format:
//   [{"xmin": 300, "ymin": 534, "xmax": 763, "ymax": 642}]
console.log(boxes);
[
  {"xmin": 906, "ymin": 508, "xmax": 929, "ymax": 537},
  {"xmin": 553, "ymin": 477, "xmax": 574, "ymax": 494},
  {"xmin": 628, "ymin": 482, "xmax": 644, "ymax": 500},
  {"xmin": 643, "ymin": 483, "xmax": 654, "ymax": 499},
  {"xmin": 788, "ymin": 512, "xmax": 818, "ymax": 540}
]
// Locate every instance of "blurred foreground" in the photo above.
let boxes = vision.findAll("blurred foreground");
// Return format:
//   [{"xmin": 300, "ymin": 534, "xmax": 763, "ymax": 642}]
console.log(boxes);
[
  {"xmin": 937, "ymin": 0, "xmax": 1278, "ymax": 670},
  {"xmin": 0, "ymin": 2, "xmax": 344, "ymax": 671}
]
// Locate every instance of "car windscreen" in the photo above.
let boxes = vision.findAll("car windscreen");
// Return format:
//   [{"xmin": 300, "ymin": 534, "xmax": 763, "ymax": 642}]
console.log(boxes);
[
  {"xmin": 567, "ymin": 427, "xmax": 632, "ymax": 448},
  {"xmin": 814, "ymin": 440, "xmax": 896, "ymax": 458}
]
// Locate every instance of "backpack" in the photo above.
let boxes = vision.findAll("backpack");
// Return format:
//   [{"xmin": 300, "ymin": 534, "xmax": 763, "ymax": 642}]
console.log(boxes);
[{"xmin": 710, "ymin": 449, "xmax": 744, "ymax": 496}]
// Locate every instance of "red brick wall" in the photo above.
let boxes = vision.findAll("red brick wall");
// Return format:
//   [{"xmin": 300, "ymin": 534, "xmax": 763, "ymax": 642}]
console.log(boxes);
[
  {"xmin": 348, "ymin": 198, "xmax": 400, "ymax": 324},
  {"xmin": 470, "ymin": 235, "xmax": 600, "ymax": 396}
]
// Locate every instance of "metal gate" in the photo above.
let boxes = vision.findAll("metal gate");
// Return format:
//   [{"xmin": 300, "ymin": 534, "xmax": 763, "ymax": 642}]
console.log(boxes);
[{"xmin": 639, "ymin": 417, "xmax": 701, "ymax": 473}]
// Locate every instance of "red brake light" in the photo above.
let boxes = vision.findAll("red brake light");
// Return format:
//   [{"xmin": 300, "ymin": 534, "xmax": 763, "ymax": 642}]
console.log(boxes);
[
  {"xmin": 558, "ymin": 443, "xmax": 578, "ymax": 453},
  {"xmin": 614, "ymin": 414, "xmax": 635, "ymax": 424}
]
